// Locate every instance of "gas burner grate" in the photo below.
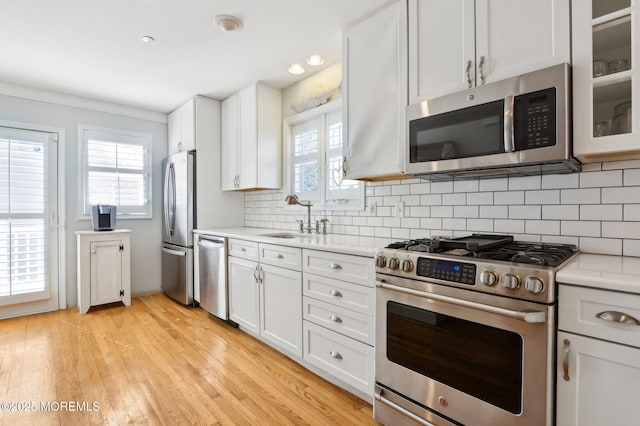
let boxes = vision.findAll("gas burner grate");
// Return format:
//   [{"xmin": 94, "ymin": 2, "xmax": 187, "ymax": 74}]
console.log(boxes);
[{"xmin": 476, "ymin": 243, "xmax": 577, "ymax": 267}]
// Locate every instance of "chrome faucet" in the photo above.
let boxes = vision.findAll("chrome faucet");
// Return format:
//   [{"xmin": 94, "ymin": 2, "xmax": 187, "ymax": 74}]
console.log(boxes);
[{"xmin": 285, "ymin": 194, "xmax": 314, "ymax": 233}]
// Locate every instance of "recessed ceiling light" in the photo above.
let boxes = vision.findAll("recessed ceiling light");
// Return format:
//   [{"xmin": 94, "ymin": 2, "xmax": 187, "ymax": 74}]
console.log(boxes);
[
  {"xmin": 305, "ymin": 55, "xmax": 325, "ymax": 66},
  {"xmin": 288, "ymin": 64, "xmax": 305, "ymax": 75},
  {"xmin": 214, "ymin": 15, "xmax": 244, "ymax": 32},
  {"xmin": 138, "ymin": 35, "xmax": 156, "ymax": 43}
]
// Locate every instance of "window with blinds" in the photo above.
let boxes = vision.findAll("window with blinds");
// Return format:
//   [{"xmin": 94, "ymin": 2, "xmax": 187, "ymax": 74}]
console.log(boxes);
[
  {"xmin": 286, "ymin": 102, "xmax": 363, "ymax": 209},
  {"xmin": 79, "ymin": 126, "xmax": 152, "ymax": 218},
  {"xmin": 0, "ymin": 128, "xmax": 50, "ymax": 301}
]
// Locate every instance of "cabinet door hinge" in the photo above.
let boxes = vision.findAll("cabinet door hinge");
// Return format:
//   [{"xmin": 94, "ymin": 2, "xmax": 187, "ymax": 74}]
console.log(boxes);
[
  {"xmin": 120, "ymin": 289, "xmax": 125, "ymax": 297},
  {"xmin": 119, "ymin": 244, "xmax": 124, "ymax": 251}
]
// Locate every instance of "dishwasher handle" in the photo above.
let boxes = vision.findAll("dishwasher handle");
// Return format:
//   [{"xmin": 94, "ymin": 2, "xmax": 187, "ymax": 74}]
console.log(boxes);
[{"xmin": 198, "ymin": 237, "xmax": 226, "ymax": 249}]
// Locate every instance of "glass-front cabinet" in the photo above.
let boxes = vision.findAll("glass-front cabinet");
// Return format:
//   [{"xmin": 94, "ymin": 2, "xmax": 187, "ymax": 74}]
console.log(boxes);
[{"xmin": 573, "ymin": 0, "xmax": 640, "ymax": 162}]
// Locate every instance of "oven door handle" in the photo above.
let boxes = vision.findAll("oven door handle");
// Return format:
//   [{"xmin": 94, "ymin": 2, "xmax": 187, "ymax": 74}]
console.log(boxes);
[
  {"xmin": 375, "ymin": 387, "xmax": 437, "ymax": 426},
  {"xmin": 376, "ymin": 280, "xmax": 547, "ymax": 323}
]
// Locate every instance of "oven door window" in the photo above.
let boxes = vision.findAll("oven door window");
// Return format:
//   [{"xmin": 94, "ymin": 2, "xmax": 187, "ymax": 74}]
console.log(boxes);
[
  {"xmin": 409, "ymin": 99, "xmax": 505, "ymax": 163},
  {"xmin": 387, "ymin": 301, "xmax": 523, "ymax": 414}
]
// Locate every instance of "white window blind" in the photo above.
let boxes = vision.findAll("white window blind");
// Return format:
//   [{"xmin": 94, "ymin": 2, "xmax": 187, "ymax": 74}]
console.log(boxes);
[
  {"xmin": 79, "ymin": 126, "xmax": 152, "ymax": 218},
  {"xmin": 286, "ymin": 101, "xmax": 363, "ymax": 210},
  {"xmin": 0, "ymin": 128, "xmax": 50, "ymax": 301}
]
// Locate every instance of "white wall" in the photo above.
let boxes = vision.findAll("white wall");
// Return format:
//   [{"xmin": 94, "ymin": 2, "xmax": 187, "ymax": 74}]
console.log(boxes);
[{"xmin": 0, "ymin": 92, "xmax": 167, "ymax": 308}]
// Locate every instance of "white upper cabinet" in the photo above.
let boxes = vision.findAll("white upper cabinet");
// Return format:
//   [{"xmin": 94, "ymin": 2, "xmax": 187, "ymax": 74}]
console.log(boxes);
[
  {"xmin": 168, "ymin": 97, "xmax": 195, "ymax": 154},
  {"xmin": 221, "ymin": 83, "xmax": 282, "ymax": 191},
  {"xmin": 572, "ymin": 0, "xmax": 640, "ymax": 162},
  {"xmin": 343, "ymin": 1, "xmax": 408, "ymax": 180},
  {"xmin": 409, "ymin": 0, "xmax": 570, "ymax": 103}
]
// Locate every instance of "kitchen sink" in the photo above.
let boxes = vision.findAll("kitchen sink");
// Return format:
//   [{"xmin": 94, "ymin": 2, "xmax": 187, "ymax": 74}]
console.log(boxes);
[{"xmin": 259, "ymin": 232, "xmax": 301, "ymax": 239}]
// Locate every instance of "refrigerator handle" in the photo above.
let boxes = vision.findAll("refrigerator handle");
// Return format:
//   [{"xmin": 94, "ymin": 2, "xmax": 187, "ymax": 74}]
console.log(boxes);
[
  {"xmin": 163, "ymin": 162, "xmax": 171, "ymax": 235},
  {"xmin": 169, "ymin": 164, "xmax": 177, "ymax": 235}
]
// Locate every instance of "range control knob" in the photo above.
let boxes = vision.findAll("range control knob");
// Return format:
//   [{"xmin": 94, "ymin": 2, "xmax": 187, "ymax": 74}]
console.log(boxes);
[
  {"xmin": 524, "ymin": 276, "xmax": 545, "ymax": 294},
  {"xmin": 401, "ymin": 259, "xmax": 414, "ymax": 273},
  {"xmin": 480, "ymin": 270, "xmax": 498, "ymax": 286},
  {"xmin": 388, "ymin": 257, "xmax": 400, "ymax": 270},
  {"xmin": 501, "ymin": 273, "xmax": 521, "ymax": 290},
  {"xmin": 375, "ymin": 255, "xmax": 387, "ymax": 268}
]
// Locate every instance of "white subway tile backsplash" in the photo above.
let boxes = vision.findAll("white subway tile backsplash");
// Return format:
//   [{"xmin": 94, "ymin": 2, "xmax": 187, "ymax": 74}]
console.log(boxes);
[
  {"xmin": 466, "ymin": 192, "xmax": 494, "ymax": 205},
  {"xmin": 509, "ymin": 176, "xmax": 541, "ymax": 190},
  {"xmin": 542, "ymin": 173, "xmax": 579, "ymax": 189},
  {"xmin": 443, "ymin": 193, "xmax": 466, "ymax": 205},
  {"xmin": 562, "ymin": 221, "xmax": 601, "ymax": 237},
  {"xmin": 480, "ymin": 205, "xmax": 508, "ymax": 219},
  {"xmin": 624, "ymin": 205, "xmax": 640, "ymax": 221},
  {"xmin": 509, "ymin": 205, "xmax": 541, "ymax": 219},
  {"xmin": 494, "ymin": 191, "xmax": 525, "ymax": 205},
  {"xmin": 624, "ymin": 169, "xmax": 640, "ymax": 186},
  {"xmin": 602, "ymin": 221, "xmax": 640, "ymax": 239},
  {"xmin": 580, "ymin": 205, "xmax": 623, "ymax": 221},
  {"xmin": 454, "ymin": 180, "xmax": 479, "ymax": 193},
  {"xmin": 494, "ymin": 219, "xmax": 525, "ymax": 234},
  {"xmin": 580, "ymin": 170, "xmax": 622, "ymax": 188},
  {"xmin": 525, "ymin": 220, "xmax": 560, "ymax": 235},
  {"xmin": 540, "ymin": 205, "xmax": 578, "ymax": 220},
  {"xmin": 479, "ymin": 177, "xmax": 508, "ymax": 191},
  {"xmin": 579, "ymin": 237, "xmax": 622, "ymax": 255},
  {"xmin": 421, "ymin": 194, "xmax": 442, "ymax": 205},
  {"xmin": 525, "ymin": 190, "xmax": 560, "ymax": 205},
  {"xmin": 431, "ymin": 206, "xmax": 454, "ymax": 217},
  {"xmin": 602, "ymin": 187, "xmax": 640, "ymax": 204},
  {"xmin": 247, "ymin": 162, "xmax": 640, "ymax": 257},
  {"xmin": 561, "ymin": 188, "xmax": 600, "ymax": 204},
  {"xmin": 431, "ymin": 181, "xmax": 453, "ymax": 193},
  {"xmin": 454, "ymin": 206, "xmax": 479, "ymax": 218}
]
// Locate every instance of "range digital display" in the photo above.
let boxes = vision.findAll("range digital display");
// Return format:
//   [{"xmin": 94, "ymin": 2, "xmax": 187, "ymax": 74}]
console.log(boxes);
[
  {"xmin": 417, "ymin": 258, "xmax": 476, "ymax": 285},
  {"xmin": 432, "ymin": 261, "xmax": 462, "ymax": 272}
]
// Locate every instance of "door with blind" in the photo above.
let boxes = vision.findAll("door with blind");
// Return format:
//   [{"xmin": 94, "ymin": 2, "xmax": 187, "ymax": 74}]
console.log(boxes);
[{"xmin": 0, "ymin": 126, "xmax": 59, "ymax": 318}]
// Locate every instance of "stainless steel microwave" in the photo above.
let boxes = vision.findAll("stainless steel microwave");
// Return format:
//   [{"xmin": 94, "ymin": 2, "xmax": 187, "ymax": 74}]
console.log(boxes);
[{"xmin": 405, "ymin": 63, "xmax": 580, "ymax": 180}]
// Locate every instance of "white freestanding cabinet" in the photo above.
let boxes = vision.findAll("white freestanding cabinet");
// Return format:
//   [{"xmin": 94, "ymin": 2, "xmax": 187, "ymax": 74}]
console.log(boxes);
[
  {"xmin": 221, "ymin": 83, "xmax": 282, "ymax": 191},
  {"xmin": 572, "ymin": 0, "xmax": 640, "ymax": 162},
  {"xmin": 557, "ymin": 285, "xmax": 640, "ymax": 425},
  {"xmin": 168, "ymin": 98, "xmax": 196, "ymax": 154},
  {"xmin": 342, "ymin": 1, "xmax": 407, "ymax": 181},
  {"xmin": 76, "ymin": 230, "xmax": 131, "ymax": 314},
  {"xmin": 408, "ymin": 0, "xmax": 571, "ymax": 103},
  {"xmin": 227, "ymin": 239, "xmax": 302, "ymax": 357}
]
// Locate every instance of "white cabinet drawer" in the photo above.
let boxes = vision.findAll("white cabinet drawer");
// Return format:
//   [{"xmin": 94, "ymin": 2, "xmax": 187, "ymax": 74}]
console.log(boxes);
[
  {"xmin": 303, "ymin": 296, "xmax": 374, "ymax": 345},
  {"xmin": 259, "ymin": 243, "xmax": 302, "ymax": 271},
  {"xmin": 303, "ymin": 249, "xmax": 373, "ymax": 287},
  {"xmin": 303, "ymin": 273, "xmax": 374, "ymax": 316},
  {"xmin": 303, "ymin": 321, "xmax": 374, "ymax": 396},
  {"xmin": 228, "ymin": 239, "xmax": 259, "ymax": 260},
  {"xmin": 559, "ymin": 285, "xmax": 640, "ymax": 348}
]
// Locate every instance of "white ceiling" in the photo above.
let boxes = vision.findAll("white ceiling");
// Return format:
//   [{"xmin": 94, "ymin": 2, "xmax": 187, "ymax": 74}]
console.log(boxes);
[{"xmin": 0, "ymin": 0, "xmax": 391, "ymax": 113}]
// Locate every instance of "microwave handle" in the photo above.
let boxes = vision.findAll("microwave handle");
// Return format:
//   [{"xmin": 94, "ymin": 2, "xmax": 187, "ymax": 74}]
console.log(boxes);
[{"xmin": 504, "ymin": 95, "xmax": 515, "ymax": 152}]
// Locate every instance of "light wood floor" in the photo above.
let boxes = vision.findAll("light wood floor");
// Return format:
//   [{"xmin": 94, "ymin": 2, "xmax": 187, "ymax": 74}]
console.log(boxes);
[{"xmin": 0, "ymin": 294, "xmax": 378, "ymax": 425}]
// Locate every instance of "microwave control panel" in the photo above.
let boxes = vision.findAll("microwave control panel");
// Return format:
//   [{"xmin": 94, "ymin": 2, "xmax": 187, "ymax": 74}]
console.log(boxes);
[{"xmin": 515, "ymin": 87, "xmax": 556, "ymax": 151}]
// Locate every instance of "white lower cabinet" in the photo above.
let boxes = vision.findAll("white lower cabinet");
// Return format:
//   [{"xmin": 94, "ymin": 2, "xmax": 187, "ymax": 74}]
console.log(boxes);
[
  {"xmin": 302, "ymin": 249, "xmax": 375, "ymax": 398},
  {"xmin": 557, "ymin": 285, "xmax": 640, "ymax": 425},
  {"xmin": 228, "ymin": 240, "xmax": 302, "ymax": 357}
]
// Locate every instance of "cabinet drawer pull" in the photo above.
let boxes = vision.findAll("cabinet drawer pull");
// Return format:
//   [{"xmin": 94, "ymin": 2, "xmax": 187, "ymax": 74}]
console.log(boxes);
[
  {"xmin": 562, "ymin": 339, "xmax": 570, "ymax": 381},
  {"xmin": 330, "ymin": 263, "xmax": 342, "ymax": 270},
  {"xmin": 596, "ymin": 311, "xmax": 640, "ymax": 326},
  {"xmin": 329, "ymin": 350, "xmax": 343, "ymax": 360},
  {"xmin": 465, "ymin": 60, "xmax": 473, "ymax": 88},
  {"xmin": 240, "ymin": 247, "xmax": 246, "ymax": 252},
  {"xmin": 329, "ymin": 290, "xmax": 343, "ymax": 298},
  {"xmin": 276, "ymin": 253, "xmax": 284, "ymax": 259},
  {"xmin": 329, "ymin": 315, "xmax": 342, "ymax": 323}
]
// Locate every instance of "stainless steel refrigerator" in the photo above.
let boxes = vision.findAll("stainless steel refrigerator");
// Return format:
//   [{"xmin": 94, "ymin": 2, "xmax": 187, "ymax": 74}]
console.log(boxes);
[{"xmin": 162, "ymin": 150, "xmax": 196, "ymax": 305}]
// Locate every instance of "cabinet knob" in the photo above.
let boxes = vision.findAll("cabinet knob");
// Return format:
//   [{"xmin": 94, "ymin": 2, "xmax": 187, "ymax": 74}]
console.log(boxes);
[
  {"xmin": 330, "ymin": 263, "xmax": 342, "ymax": 270},
  {"xmin": 329, "ymin": 350, "xmax": 343, "ymax": 360},
  {"xmin": 240, "ymin": 247, "xmax": 246, "ymax": 252},
  {"xmin": 276, "ymin": 253, "xmax": 284, "ymax": 259},
  {"xmin": 329, "ymin": 289, "xmax": 343, "ymax": 298},
  {"xmin": 329, "ymin": 315, "xmax": 342, "ymax": 323}
]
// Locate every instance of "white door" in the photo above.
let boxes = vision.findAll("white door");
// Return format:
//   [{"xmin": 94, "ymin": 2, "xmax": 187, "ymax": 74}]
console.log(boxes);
[
  {"xmin": 260, "ymin": 264, "xmax": 302, "ymax": 357},
  {"xmin": 90, "ymin": 240, "xmax": 122, "ymax": 306},
  {"xmin": 228, "ymin": 256, "xmax": 260, "ymax": 334},
  {"xmin": 238, "ymin": 85, "xmax": 257, "ymax": 190},
  {"xmin": 221, "ymin": 94, "xmax": 239, "ymax": 191},
  {"xmin": 0, "ymin": 126, "xmax": 59, "ymax": 318}
]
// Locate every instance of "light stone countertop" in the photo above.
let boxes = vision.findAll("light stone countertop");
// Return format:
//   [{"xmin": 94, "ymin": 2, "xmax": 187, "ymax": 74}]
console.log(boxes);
[
  {"xmin": 194, "ymin": 227, "xmax": 393, "ymax": 258},
  {"xmin": 556, "ymin": 253, "xmax": 640, "ymax": 295}
]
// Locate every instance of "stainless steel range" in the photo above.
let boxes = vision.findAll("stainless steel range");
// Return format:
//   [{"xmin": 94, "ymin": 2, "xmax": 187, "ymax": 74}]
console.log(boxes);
[{"xmin": 374, "ymin": 234, "xmax": 577, "ymax": 426}]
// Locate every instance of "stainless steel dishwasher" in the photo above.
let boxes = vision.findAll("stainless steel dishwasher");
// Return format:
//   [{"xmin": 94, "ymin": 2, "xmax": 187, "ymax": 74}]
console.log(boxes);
[{"xmin": 197, "ymin": 235, "xmax": 236, "ymax": 326}]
